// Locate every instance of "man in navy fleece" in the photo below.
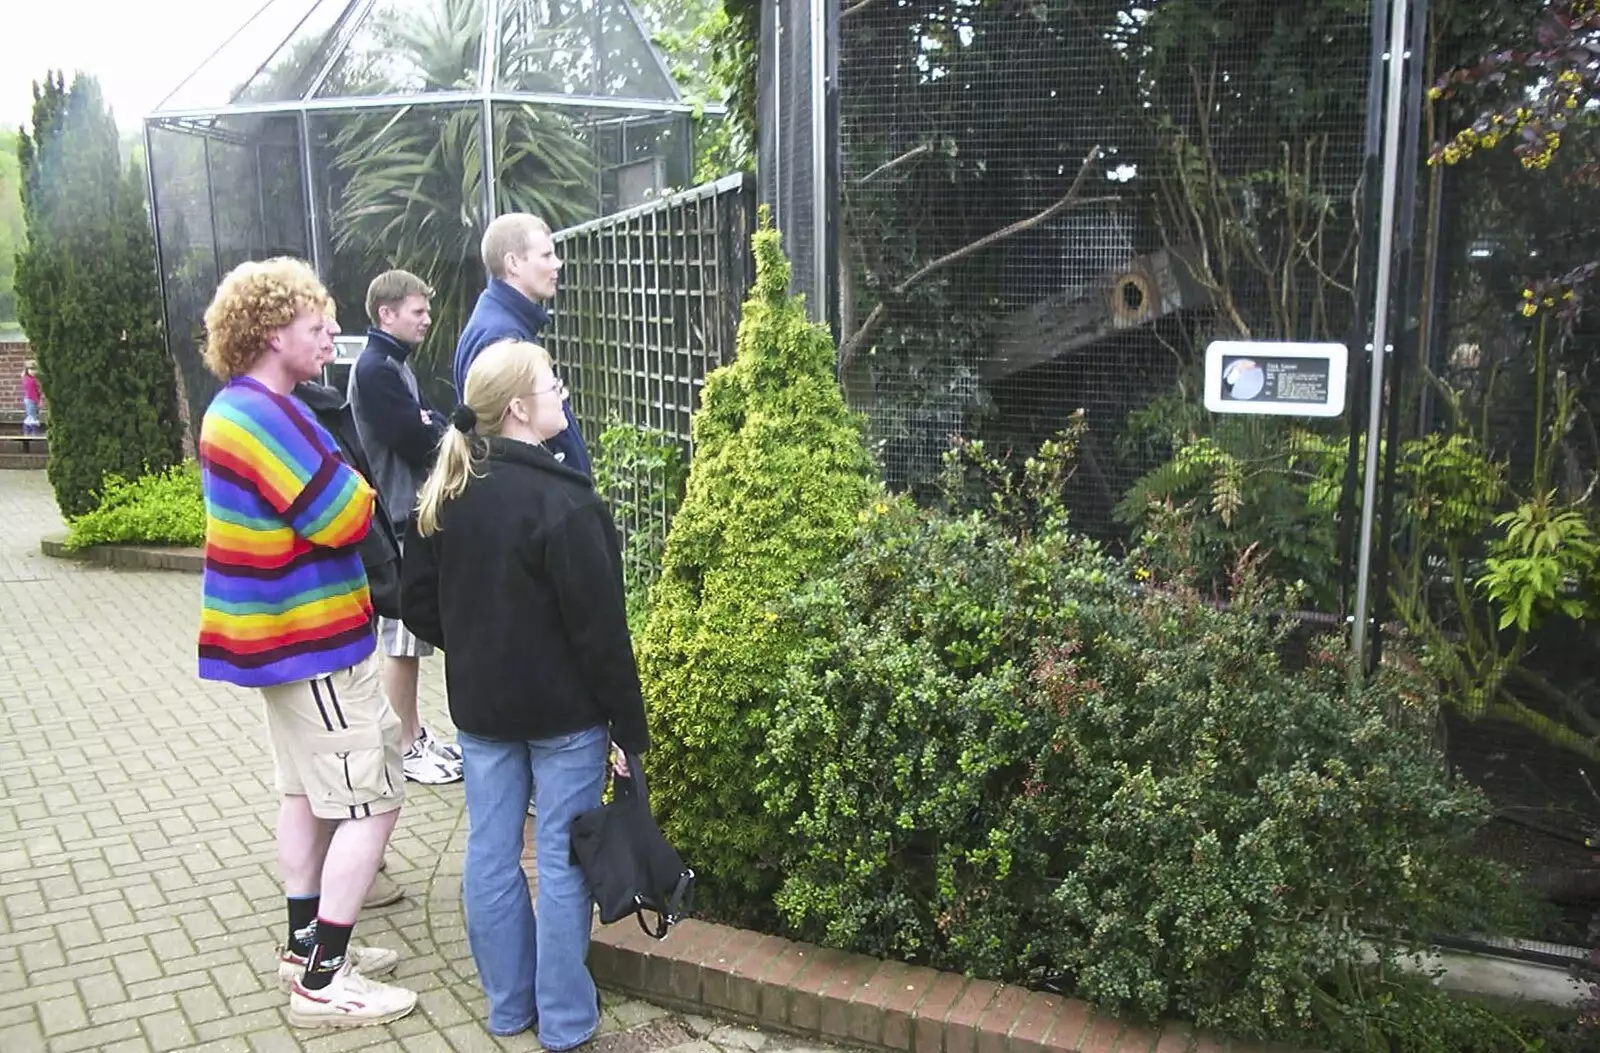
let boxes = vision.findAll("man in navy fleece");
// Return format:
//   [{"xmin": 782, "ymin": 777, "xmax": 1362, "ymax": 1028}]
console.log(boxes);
[
  {"xmin": 348, "ymin": 270, "xmax": 462, "ymax": 786},
  {"xmin": 453, "ymin": 213, "xmax": 590, "ymax": 476}
]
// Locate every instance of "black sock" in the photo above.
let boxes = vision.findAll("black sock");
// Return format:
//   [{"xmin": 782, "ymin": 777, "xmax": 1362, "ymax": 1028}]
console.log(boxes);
[
  {"xmin": 300, "ymin": 919, "xmax": 354, "ymax": 990},
  {"xmin": 286, "ymin": 895, "xmax": 320, "ymax": 957}
]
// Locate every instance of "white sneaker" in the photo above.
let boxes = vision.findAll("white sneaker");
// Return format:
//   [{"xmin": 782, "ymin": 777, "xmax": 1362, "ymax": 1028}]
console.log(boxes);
[
  {"xmin": 417, "ymin": 727, "xmax": 462, "ymax": 764},
  {"xmin": 288, "ymin": 961, "xmax": 417, "ymax": 1028},
  {"xmin": 403, "ymin": 735, "xmax": 462, "ymax": 784},
  {"xmin": 276, "ymin": 944, "xmax": 399, "ymax": 991}
]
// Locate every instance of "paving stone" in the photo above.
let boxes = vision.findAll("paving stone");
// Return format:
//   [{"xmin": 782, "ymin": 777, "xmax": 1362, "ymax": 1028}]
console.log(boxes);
[
  {"xmin": 0, "ymin": 1019, "xmax": 46, "ymax": 1053},
  {"xmin": 49, "ymin": 1019, "xmax": 146, "ymax": 1053},
  {"xmin": 709, "ymin": 1025, "xmax": 770, "ymax": 1051},
  {"xmin": 0, "ymin": 471, "xmax": 865, "ymax": 1053},
  {"xmin": 36, "ymin": 992, "xmax": 89, "ymax": 1035},
  {"xmin": 683, "ymin": 1014, "xmax": 719, "ymax": 1037}
]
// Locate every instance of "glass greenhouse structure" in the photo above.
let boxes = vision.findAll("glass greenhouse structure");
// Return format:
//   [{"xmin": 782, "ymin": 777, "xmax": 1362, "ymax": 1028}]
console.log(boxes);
[{"xmin": 144, "ymin": 0, "xmax": 701, "ymax": 424}]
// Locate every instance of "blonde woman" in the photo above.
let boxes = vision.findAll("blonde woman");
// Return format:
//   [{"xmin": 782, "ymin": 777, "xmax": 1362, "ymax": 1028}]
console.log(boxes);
[{"xmin": 400, "ymin": 339, "xmax": 647, "ymax": 1046}]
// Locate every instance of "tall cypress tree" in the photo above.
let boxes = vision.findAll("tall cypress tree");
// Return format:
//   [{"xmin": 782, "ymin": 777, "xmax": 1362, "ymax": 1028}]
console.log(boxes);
[{"xmin": 15, "ymin": 72, "xmax": 182, "ymax": 517}]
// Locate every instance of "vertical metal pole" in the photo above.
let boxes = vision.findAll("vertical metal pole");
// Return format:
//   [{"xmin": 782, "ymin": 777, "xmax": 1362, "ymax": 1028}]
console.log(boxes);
[
  {"xmin": 142, "ymin": 120, "xmax": 181, "ymax": 427},
  {"xmin": 299, "ymin": 110, "xmax": 323, "ymax": 274},
  {"xmin": 481, "ymin": 0, "xmax": 501, "ymax": 220},
  {"xmin": 254, "ymin": 144, "xmax": 268, "ymax": 250},
  {"xmin": 1336, "ymin": 0, "xmax": 1393, "ymax": 612},
  {"xmin": 202, "ymin": 135, "xmax": 223, "ymax": 279},
  {"xmin": 771, "ymin": 0, "xmax": 783, "ymax": 229},
  {"xmin": 142, "ymin": 121, "xmax": 171, "ymax": 334},
  {"xmin": 1351, "ymin": 0, "xmax": 1411, "ymax": 665},
  {"xmin": 810, "ymin": 0, "xmax": 829, "ymax": 325},
  {"xmin": 1368, "ymin": 0, "xmax": 1430, "ymax": 668},
  {"xmin": 823, "ymin": 0, "xmax": 842, "ymax": 341}
]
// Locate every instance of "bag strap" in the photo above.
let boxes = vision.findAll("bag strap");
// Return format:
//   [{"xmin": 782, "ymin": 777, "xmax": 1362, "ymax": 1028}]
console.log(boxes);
[
  {"xmin": 634, "ymin": 868, "xmax": 695, "ymax": 941},
  {"xmin": 625, "ymin": 751, "xmax": 648, "ymax": 805}
]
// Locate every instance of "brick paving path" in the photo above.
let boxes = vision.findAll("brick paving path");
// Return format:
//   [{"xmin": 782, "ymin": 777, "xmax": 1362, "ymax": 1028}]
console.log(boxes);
[{"xmin": 0, "ymin": 470, "xmax": 832, "ymax": 1053}]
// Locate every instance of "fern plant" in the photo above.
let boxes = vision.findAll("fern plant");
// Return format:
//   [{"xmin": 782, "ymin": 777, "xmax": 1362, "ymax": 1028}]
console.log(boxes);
[{"xmin": 1116, "ymin": 381, "xmax": 1348, "ymax": 608}]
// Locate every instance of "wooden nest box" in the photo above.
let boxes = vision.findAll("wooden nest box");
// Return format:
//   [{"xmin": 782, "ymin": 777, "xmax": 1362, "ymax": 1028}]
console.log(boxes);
[{"xmin": 981, "ymin": 245, "xmax": 1213, "ymax": 382}]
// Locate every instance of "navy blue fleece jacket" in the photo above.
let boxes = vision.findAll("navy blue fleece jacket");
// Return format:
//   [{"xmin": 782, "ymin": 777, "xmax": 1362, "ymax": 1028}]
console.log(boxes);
[
  {"xmin": 348, "ymin": 327, "xmax": 446, "ymax": 527},
  {"xmin": 452, "ymin": 279, "xmax": 591, "ymax": 477}
]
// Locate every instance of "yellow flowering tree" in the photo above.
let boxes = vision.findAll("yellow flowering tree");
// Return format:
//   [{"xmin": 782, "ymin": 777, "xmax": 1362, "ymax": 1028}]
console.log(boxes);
[{"xmin": 1430, "ymin": 0, "xmax": 1598, "ymax": 321}]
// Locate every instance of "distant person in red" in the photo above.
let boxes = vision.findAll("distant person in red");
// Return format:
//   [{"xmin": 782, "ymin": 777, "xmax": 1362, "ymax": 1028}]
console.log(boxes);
[{"xmin": 20, "ymin": 360, "xmax": 42, "ymax": 435}]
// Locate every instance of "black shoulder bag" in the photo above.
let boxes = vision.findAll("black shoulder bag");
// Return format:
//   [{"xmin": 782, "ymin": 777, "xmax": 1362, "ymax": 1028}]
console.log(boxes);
[{"xmin": 569, "ymin": 753, "xmax": 695, "ymax": 939}]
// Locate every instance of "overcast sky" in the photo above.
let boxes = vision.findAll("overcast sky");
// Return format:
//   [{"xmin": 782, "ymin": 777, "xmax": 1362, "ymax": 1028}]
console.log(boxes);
[{"xmin": 3, "ymin": 0, "xmax": 262, "ymax": 132}]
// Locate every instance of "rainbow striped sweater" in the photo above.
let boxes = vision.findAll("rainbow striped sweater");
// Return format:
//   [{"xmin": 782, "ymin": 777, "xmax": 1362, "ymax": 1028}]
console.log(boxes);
[{"xmin": 197, "ymin": 377, "xmax": 377, "ymax": 687}]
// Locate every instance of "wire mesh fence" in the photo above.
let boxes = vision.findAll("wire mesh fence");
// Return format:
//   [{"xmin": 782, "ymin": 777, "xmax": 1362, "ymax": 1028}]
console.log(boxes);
[
  {"xmin": 757, "ymin": 0, "xmax": 823, "ymax": 323},
  {"xmin": 833, "ymin": 0, "xmax": 1377, "ymax": 621},
  {"xmin": 546, "ymin": 171, "xmax": 757, "ymax": 576},
  {"xmin": 147, "ymin": 115, "xmax": 312, "ymax": 433},
  {"xmin": 1406, "ymin": 3, "xmax": 1600, "ymax": 851}
]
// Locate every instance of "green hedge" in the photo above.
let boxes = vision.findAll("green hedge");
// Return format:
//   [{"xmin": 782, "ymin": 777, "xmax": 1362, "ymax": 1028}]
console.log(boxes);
[
  {"xmin": 591, "ymin": 422, "xmax": 688, "ymax": 634},
  {"xmin": 64, "ymin": 461, "xmax": 203, "ymax": 551},
  {"xmin": 752, "ymin": 440, "xmax": 1539, "ymax": 1052}
]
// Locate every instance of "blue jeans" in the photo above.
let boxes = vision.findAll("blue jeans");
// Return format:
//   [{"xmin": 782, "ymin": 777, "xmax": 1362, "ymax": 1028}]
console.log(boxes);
[{"xmin": 458, "ymin": 726, "xmax": 607, "ymax": 1046}]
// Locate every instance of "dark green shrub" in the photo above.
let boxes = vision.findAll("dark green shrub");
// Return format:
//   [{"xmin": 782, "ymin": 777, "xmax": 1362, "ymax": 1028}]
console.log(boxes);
[
  {"xmin": 14, "ymin": 72, "xmax": 183, "ymax": 517},
  {"xmin": 761, "ymin": 438, "xmax": 1531, "ymax": 1050},
  {"xmin": 590, "ymin": 421, "xmax": 688, "ymax": 632},
  {"xmin": 638, "ymin": 223, "xmax": 879, "ymax": 912},
  {"xmin": 64, "ymin": 462, "xmax": 204, "ymax": 551}
]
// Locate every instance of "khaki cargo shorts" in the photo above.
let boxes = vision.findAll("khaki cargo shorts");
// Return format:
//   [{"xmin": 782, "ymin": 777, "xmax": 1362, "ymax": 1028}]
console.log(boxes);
[{"xmin": 260, "ymin": 652, "xmax": 405, "ymax": 820}]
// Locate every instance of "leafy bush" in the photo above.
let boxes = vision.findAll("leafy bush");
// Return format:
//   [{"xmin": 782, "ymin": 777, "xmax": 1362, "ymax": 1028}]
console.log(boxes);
[
  {"xmin": 760, "ymin": 438, "xmax": 1532, "ymax": 1050},
  {"xmin": 590, "ymin": 421, "xmax": 688, "ymax": 632},
  {"xmin": 1115, "ymin": 389, "xmax": 1349, "ymax": 608},
  {"xmin": 65, "ymin": 461, "xmax": 203, "ymax": 551},
  {"xmin": 14, "ymin": 72, "xmax": 183, "ymax": 517},
  {"xmin": 638, "ymin": 222, "xmax": 879, "ymax": 913}
]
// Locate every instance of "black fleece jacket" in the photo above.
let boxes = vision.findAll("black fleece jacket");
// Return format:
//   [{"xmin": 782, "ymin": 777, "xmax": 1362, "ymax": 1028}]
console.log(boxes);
[
  {"xmin": 399, "ymin": 436, "xmax": 649, "ymax": 753},
  {"xmin": 291, "ymin": 380, "xmax": 401, "ymax": 581}
]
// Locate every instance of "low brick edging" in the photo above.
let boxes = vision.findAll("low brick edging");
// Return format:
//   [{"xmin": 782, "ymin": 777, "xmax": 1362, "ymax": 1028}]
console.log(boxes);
[
  {"xmin": 590, "ymin": 919, "xmax": 1307, "ymax": 1053},
  {"xmin": 40, "ymin": 534, "xmax": 204, "ymax": 572}
]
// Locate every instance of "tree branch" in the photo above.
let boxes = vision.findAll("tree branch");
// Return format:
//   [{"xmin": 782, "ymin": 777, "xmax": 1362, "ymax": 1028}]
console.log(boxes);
[
  {"xmin": 857, "ymin": 143, "xmax": 933, "ymax": 185},
  {"xmin": 839, "ymin": 145, "xmax": 1106, "ymax": 370},
  {"xmin": 841, "ymin": 0, "xmax": 886, "ymax": 19}
]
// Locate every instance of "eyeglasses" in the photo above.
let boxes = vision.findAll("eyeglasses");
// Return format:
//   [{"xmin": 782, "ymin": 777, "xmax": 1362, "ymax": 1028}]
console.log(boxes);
[{"xmin": 531, "ymin": 377, "xmax": 568, "ymax": 401}]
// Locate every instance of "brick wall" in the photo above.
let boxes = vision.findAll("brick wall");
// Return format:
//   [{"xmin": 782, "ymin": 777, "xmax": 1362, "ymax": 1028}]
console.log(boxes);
[
  {"xmin": 0, "ymin": 341, "xmax": 43, "ymax": 418},
  {"xmin": 0, "ymin": 340, "xmax": 197, "ymax": 458}
]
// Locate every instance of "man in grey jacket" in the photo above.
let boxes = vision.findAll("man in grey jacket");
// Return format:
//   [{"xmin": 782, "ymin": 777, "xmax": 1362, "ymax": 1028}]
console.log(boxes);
[{"xmin": 348, "ymin": 269, "xmax": 462, "ymax": 785}]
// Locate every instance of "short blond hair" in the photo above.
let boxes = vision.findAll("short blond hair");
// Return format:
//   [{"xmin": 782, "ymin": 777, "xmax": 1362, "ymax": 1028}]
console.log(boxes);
[
  {"xmin": 481, "ymin": 214, "xmax": 551, "ymax": 279},
  {"xmin": 365, "ymin": 269, "xmax": 432, "ymax": 326},
  {"xmin": 202, "ymin": 258, "xmax": 327, "ymax": 380}
]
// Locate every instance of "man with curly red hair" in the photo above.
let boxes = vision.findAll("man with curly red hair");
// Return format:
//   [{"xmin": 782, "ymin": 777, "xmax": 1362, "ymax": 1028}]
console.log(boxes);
[{"xmin": 196, "ymin": 257, "xmax": 417, "ymax": 1029}]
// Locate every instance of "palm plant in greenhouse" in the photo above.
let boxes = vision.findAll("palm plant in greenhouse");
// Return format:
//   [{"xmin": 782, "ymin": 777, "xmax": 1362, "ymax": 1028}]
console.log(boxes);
[{"xmin": 326, "ymin": 0, "xmax": 598, "ymax": 367}]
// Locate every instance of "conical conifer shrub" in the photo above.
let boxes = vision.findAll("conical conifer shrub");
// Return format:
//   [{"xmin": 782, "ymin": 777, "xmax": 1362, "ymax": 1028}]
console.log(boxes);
[{"xmin": 639, "ymin": 222, "xmax": 878, "ymax": 911}]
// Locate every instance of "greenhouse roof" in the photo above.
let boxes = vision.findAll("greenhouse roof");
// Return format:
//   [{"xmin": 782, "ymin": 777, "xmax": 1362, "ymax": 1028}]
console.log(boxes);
[{"xmin": 152, "ymin": 0, "xmax": 686, "ymax": 119}]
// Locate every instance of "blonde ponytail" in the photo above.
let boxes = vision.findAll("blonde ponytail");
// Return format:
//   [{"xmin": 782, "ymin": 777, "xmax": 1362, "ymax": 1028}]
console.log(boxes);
[
  {"xmin": 412, "ymin": 339, "xmax": 552, "ymax": 536},
  {"xmin": 414, "ymin": 428, "xmax": 478, "ymax": 537}
]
